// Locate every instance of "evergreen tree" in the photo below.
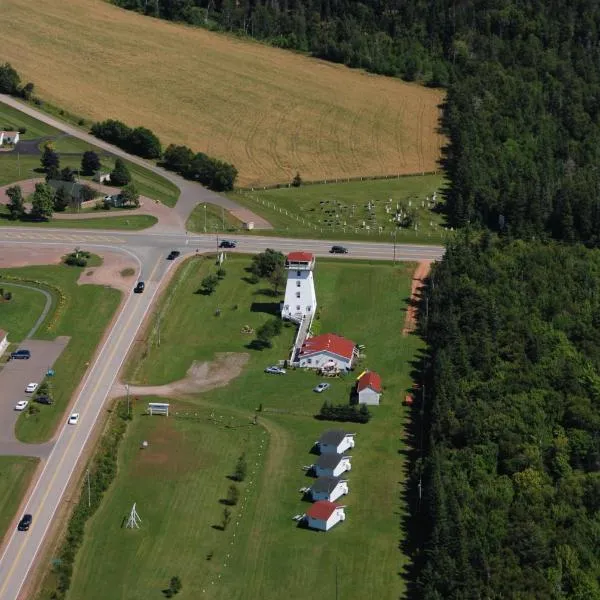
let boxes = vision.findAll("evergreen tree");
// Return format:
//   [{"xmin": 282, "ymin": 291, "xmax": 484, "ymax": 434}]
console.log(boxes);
[{"xmin": 110, "ymin": 158, "xmax": 131, "ymax": 186}]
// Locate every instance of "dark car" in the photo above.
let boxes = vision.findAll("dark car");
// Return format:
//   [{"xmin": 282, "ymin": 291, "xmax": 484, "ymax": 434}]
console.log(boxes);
[
  {"xmin": 219, "ymin": 240, "xmax": 237, "ymax": 248},
  {"xmin": 35, "ymin": 395, "xmax": 53, "ymax": 405},
  {"xmin": 10, "ymin": 349, "xmax": 31, "ymax": 360},
  {"xmin": 134, "ymin": 281, "xmax": 145, "ymax": 294},
  {"xmin": 330, "ymin": 245, "xmax": 348, "ymax": 254},
  {"xmin": 167, "ymin": 250, "xmax": 181, "ymax": 260},
  {"xmin": 18, "ymin": 514, "xmax": 32, "ymax": 531}
]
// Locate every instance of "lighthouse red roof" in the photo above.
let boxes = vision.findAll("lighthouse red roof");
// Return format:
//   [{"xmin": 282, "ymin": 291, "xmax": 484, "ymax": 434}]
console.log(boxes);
[
  {"xmin": 300, "ymin": 333, "xmax": 356, "ymax": 360},
  {"xmin": 306, "ymin": 500, "xmax": 340, "ymax": 520},
  {"xmin": 286, "ymin": 251, "xmax": 314, "ymax": 262},
  {"xmin": 357, "ymin": 371, "xmax": 382, "ymax": 393}
]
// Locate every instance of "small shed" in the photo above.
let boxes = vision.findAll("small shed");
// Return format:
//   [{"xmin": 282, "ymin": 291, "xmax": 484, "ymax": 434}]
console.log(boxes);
[
  {"xmin": 356, "ymin": 371, "xmax": 382, "ymax": 405},
  {"xmin": 309, "ymin": 476, "xmax": 349, "ymax": 502},
  {"xmin": 0, "ymin": 330, "xmax": 8, "ymax": 355},
  {"xmin": 0, "ymin": 131, "xmax": 20, "ymax": 145},
  {"xmin": 305, "ymin": 500, "xmax": 346, "ymax": 531},
  {"xmin": 314, "ymin": 454, "xmax": 351, "ymax": 478},
  {"xmin": 93, "ymin": 172, "xmax": 111, "ymax": 184},
  {"xmin": 317, "ymin": 430, "xmax": 355, "ymax": 455}
]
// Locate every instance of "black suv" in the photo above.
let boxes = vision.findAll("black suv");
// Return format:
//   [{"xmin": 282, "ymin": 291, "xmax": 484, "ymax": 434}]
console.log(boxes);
[
  {"xmin": 167, "ymin": 250, "xmax": 181, "ymax": 260},
  {"xmin": 134, "ymin": 281, "xmax": 145, "ymax": 294},
  {"xmin": 35, "ymin": 396, "xmax": 53, "ymax": 405},
  {"xmin": 330, "ymin": 245, "xmax": 348, "ymax": 254},
  {"xmin": 10, "ymin": 349, "xmax": 31, "ymax": 360},
  {"xmin": 18, "ymin": 514, "xmax": 32, "ymax": 531},
  {"xmin": 219, "ymin": 240, "xmax": 237, "ymax": 248}
]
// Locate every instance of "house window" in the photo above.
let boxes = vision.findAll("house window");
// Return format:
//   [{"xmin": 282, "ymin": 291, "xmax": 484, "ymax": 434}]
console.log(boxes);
[
  {"xmin": 296, "ymin": 281, "xmax": 301, "ymax": 287},
  {"xmin": 297, "ymin": 271, "xmax": 301, "ymax": 277},
  {"xmin": 307, "ymin": 306, "xmax": 311, "ymax": 311},
  {"xmin": 296, "ymin": 292, "xmax": 301, "ymax": 298},
  {"xmin": 307, "ymin": 358, "xmax": 312, "ymax": 364},
  {"xmin": 296, "ymin": 305, "xmax": 301, "ymax": 310}
]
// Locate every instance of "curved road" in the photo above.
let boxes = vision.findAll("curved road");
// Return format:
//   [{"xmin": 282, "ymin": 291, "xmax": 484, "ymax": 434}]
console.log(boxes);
[
  {"xmin": 4, "ymin": 283, "xmax": 53, "ymax": 339},
  {"xmin": 0, "ymin": 95, "xmax": 445, "ymax": 600}
]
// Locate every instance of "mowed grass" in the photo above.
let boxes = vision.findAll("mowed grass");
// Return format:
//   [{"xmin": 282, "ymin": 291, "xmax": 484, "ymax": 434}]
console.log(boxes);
[
  {"xmin": 1, "ymin": 264, "xmax": 121, "ymax": 443},
  {"xmin": 0, "ymin": 283, "xmax": 47, "ymax": 342},
  {"xmin": 78, "ymin": 255, "xmax": 418, "ymax": 599},
  {"xmin": 0, "ymin": 456, "xmax": 38, "ymax": 544},
  {"xmin": 186, "ymin": 202, "xmax": 245, "ymax": 234},
  {"xmin": 0, "ymin": 103, "xmax": 59, "ymax": 139},
  {"xmin": 188, "ymin": 174, "xmax": 451, "ymax": 244},
  {"xmin": 3, "ymin": 0, "xmax": 444, "ymax": 187}
]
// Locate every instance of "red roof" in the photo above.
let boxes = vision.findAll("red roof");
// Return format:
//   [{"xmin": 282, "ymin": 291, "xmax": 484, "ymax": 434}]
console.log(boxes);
[
  {"xmin": 300, "ymin": 333, "xmax": 356, "ymax": 360},
  {"xmin": 357, "ymin": 371, "xmax": 382, "ymax": 393},
  {"xmin": 0, "ymin": 329, "xmax": 6, "ymax": 340},
  {"xmin": 306, "ymin": 500, "xmax": 340, "ymax": 520},
  {"xmin": 286, "ymin": 251, "xmax": 314, "ymax": 262}
]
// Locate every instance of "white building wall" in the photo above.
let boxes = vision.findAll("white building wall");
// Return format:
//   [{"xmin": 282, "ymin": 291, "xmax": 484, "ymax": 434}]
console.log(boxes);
[
  {"xmin": 358, "ymin": 388, "xmax": 381, "ymax": 405},
  {"xmin": 329, "ymin": 482, "xmax": 348, "ymax": 502},
  {"xmin": 320, "ymin": 436, "xmax": 354, "ymax": 455},
  {"xmin": 0, "ymin": 335, "xmax": 8, "ymax": 356},
  {"xmin": 298, "ymin": 351, "xmax": 351, "ymax": 371},
  {"xmin": 325, "ymin": 508, "xmax": 345, "ymax": 530},
  {"xmin": 282, "ymin": 268, "xmax": 317, "ymax": 323},
  {"xmin": 332, "ymin": 459, "xmax": 351, "ymax": 478}
]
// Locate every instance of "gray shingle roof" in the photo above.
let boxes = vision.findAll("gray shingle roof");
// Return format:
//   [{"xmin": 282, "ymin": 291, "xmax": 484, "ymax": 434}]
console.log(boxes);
[
  {"xmin": 316, "ymin": 454, "xmax": 346, "ymax": 469},
  {"xmin": 318, "ymin": 429, "xmax": 347, "ymax": 446},
  {"xmin": 310, "ymin": 476, "xmax": 341, "ymax": 494}
]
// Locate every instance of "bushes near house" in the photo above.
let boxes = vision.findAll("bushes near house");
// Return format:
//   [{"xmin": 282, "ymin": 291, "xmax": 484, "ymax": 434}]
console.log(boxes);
[{"xmin": 317, "ymin": 401, "xmax": 370, "ymax": 423}]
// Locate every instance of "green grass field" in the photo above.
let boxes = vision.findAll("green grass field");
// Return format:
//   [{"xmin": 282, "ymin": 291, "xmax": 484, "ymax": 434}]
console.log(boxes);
[
  {"xmin": 0, "ymin": 456, "xmax": 38, "ymax": 544},
  {"xmin": 0, "ymin": 283, "xmax": 47, "ymax": 341},
  {"xmin": 186, "ymin": 202, "xmax": 244, "ymax": 234},
  {"xmin": 0, "ymin": 103, "xmax": 59, "ymax": 139},
  {"xmin": 189, "ymin": 174, "xmax": 450, "ymax": 244},
  {"xmin": 0, "ymin": 264, "xmax": 121, "ymax": 443},
  {"xmin": 70, "ymin": 255, "xmax": 418, "ymax": 599}
]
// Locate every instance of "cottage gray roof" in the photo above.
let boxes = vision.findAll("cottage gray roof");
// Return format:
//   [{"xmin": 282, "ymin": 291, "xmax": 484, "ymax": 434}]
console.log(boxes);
[
  {"xmin": 310, "ymin": 476, "xmax": 342, "ymax": 494},
  {"xmin": 316, "ymin": 454, "xmax": 346, "ymax": 469},
  {"xmin": 318, "ymin": 430, "xmax": 348, "ymax": 446}
]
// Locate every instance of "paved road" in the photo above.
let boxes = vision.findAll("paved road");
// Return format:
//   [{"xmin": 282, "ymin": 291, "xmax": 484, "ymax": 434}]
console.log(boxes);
[{"xmin": 0, "ymin": 95, "xmax": 445, "ymax": 600}]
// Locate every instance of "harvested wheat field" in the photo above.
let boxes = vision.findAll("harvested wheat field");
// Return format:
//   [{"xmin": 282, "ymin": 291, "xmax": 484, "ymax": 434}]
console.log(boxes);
[{"xmin": 3, "ymin": 0, "xmax": 444, "ymax": 187}]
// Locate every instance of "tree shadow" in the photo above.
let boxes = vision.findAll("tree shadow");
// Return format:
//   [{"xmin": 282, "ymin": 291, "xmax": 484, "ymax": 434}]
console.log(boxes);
[
  {"xmin": 245, "ymin": 339, "xmax": 271, "ymax": 351},
  {"xmin": 211, "ymin": 524, "xmax": 225, "ymax": 531},
  {"xmin": 250, "ymin": 301, "xmax": 280, "ymax": 316}
]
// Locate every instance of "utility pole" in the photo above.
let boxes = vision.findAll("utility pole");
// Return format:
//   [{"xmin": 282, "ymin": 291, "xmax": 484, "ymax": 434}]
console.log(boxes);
[
  {"xmin": 86, "ymin": 468, "xmax": 91, "ymax": 508},
  {"xmin": 17, "ymin": 152, "xmax": 20, "ymax": 179},
  {"xmin": 222, "ymin": 206, "xmax": 225, "ymax": 231},
  {"xmin": 204, "ymin": 204, "xmax": 207, "ymax": 233},
  {"xmin": 126, "ymin": 383, "xmax": 130, "ymax": 416}
]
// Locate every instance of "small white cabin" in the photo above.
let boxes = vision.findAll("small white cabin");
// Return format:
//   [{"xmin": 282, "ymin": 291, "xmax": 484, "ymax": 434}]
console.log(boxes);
[
  {"xmin": 317, "ymin": 430, "xmax": 355, "ymax": 455},
  {"xmin": 309, "ymin": 477, "xmax": 349, "ymax": 502},
  {"xmin": 0, "ymin": 131, "xmax": 19, "ymax": 145},
  {"xmin": 305, "ymin": 500, "xmax": 346, "ymax": 531},
  {"xmin": 314, "ymin": 454, "xmax": 351, "ymax": 478}
]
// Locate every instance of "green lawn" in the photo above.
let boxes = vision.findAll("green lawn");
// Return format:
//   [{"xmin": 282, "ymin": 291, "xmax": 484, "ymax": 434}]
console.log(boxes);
[
  {"xmin": 124, "ymin": 161, "xmax": 180, "ymax": 208},
  {"xmin": 0, "ymin": 264, "xmax": 121, "ymax": 443},
  {"xmin": 205, "ymin": 175, "xmax": 451, "ymax": 244},
  {"xmin": 45, "ymin": 135, "xmax": 99, "ymax": 154},
  {"xmin": 0, "ymin": 457, "xmax": 38, "ymax": 545},
  {"xmin": 0, "ymin": 103, "xmax": 59, "ymax": 139},
  {"xmin": 186, "ymin": 202, "xmax": 244, "ymax": 234},
  {"xmin": 0, "ymin": 283, "xmax": 48, "ymax": 342},
  {"xmin": 73, "ymin": 255, "xmax": 418, "ymax": 599}
]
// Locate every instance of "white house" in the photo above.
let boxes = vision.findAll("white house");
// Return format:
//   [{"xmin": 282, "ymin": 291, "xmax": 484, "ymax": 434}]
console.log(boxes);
[
  {"xmin": 309, "ymin": 476, "xmax": 349, "ymax": 502},
  {"xmin": 317, "ymin": 430, "xmax": 356, "ymax": 455},
  {"xmin": 305, "ymin": 500, "xmax": 346, "ymax": 531},
  {"xmin": 0, "ymin": 131, "xmax": 20, "ymax": 145},
  {"xmin": 356, "ymin": 371, "xmax": 382, "ymax": 405},
  {"xmin": 0, "ymin": 330, "xmax": 8, "ymax": 356},
  {"xmin": 281, "ymin": 252, "xmax": 317, "ymax": 324},
  {"xmin": 297, "ymin": 333, "xmax": 358, "ymax": 371},
  {"xmin": 314, "ymin": 454, "xmax": 352, "ymax": 478}
]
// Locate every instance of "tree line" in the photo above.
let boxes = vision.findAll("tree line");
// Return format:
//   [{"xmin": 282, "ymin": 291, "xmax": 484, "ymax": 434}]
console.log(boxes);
[{"xmin": 413, "ymin": 235, "xmax": 600, "ymax": 599}]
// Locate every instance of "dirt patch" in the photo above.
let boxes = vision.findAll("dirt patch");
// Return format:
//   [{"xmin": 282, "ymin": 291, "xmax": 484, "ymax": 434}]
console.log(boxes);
[
  {"xmin": 402, "ymin": 261, "xmax": 432, "ymax": 336},
  {"xmin": 77, "ymin": 251, "xmax": 138, "ymax": 294},
  {"xmin": 114, "ymin": 352, "xmax": 250, "ymax": 399},
  {"xmin": 228, "ymin": 208, "xmax": 273, "ymax": 230},
  {"xmin": 0, "ymin": 246, "xmax": 65, "ymax": 269}
]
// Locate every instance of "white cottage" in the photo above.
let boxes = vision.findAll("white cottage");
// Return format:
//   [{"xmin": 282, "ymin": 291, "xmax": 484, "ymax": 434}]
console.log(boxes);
[
  {"xmin": 0, "ymin": 131, "xmax": 19, "ymax": 145},
  {"xmin": 298, "ymin": 333, "xmax": 358, "ymax": 371},
  {"xmin": 305, "ymin": 500, "xmax": 346, "ymax": 531},
  {"xmin": 314, "ymin": 454, "xmax": 352, "ymax": 478},
  {"xmin": 317, "ymin": 430, "xmax": 355, "ymax": 455},
  {"xmin": 309, "ymin": 476, "xmax": 349, "ymax": 502},
  {"xmin": 356, "ymin": 371, "xmax": 382, "ymax": 405}
]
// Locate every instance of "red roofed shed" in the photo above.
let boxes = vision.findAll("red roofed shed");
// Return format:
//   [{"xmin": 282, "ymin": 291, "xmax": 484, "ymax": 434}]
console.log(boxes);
[
  {"xmin": 356, "ymin": 370, "xmax": 382, "ymax": 405},
  {"xmin": 305, "ymin": 500, "xmax": 346, "ymax": 531}
]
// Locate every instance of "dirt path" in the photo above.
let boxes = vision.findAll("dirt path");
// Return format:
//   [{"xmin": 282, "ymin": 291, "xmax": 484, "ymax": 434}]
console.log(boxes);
[
  {"xmin": 402, "ymin": 261, "xmax": 432, "ymax": 336},
  {"xmin": 111, "ymin": 352, "xmax": 250, "ymax": 398}
]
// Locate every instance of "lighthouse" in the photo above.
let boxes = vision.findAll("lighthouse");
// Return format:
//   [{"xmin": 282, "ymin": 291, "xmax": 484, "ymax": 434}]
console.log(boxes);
[{"xmin": 281, "ymin": 252, "xmax": 317, "ymax": 324}]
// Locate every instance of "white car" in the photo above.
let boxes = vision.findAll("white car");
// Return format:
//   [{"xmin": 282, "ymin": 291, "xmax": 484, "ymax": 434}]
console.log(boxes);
[
  {"xmin": 313, "ymin": 382, "xmax": 331, "ymax": 393},
  {"xmin": 68, "ymin": 412, "xmax": 80, "ymax": 425},
  {"xmin": 15, "ymin": 400, "xmax": 29, "ymax": 411},
  {"xmin": 25, "ymin": 383, "xmax": 38, "ymax": 393},
  {"xmin": 265, "ymin": 366, "xmax": 286, "ymax": 375}
]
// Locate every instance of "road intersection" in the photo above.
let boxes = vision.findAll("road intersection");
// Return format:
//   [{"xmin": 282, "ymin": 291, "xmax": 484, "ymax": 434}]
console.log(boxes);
[{"xmin": 0, "ymin": 96, "xmax": 444, "ymax": 600}]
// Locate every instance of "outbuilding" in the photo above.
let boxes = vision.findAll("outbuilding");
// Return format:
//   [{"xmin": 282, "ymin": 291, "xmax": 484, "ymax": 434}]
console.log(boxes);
[
  {"xmin": 314, "ymin": 454, "xmax": 352, "ymax": 478},
  {"xmin": 298, "ymin": 333, "xmax": 358, "ymax": 371},
  {"xmin": 0, "ymin": 330, "xmax": 8, "ymax": 356},
  {"xmin": 356, "ymin": 371, "xmax": 382, "ymax": 405},
  {"xmin": 305, "ymin": 500, "xmax": 346, "ymax": 531},
  {"xmin": 0, "ymin": 131, "xmax": 20, "ymax": 145},
  {"xmin": 317, "ymin": 429, "xmax": 355, "ymax": 455},
  {"xmin": 309, "ymin": 476, "xmax": 349, "ymax": 502}
]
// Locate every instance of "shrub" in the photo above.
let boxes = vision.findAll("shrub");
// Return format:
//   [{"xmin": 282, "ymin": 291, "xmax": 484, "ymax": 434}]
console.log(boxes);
[{"xmin": 316, "ymin": 401, "xmax": 371, "ymax": 423}]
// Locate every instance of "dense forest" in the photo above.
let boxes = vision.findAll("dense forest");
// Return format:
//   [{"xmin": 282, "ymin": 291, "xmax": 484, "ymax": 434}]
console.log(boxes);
[{"xmin": 417, "ymin": 236, "xmax": 600, "ymax": 598}]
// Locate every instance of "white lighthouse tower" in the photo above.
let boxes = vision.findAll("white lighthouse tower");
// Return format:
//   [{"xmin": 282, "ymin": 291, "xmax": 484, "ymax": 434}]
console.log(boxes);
[{"xmin": 281, "ymin": 252, "xmax": 317, "ymax": 324}]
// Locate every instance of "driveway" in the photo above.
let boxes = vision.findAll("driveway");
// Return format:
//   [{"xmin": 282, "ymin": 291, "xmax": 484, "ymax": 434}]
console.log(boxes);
[{"xmin": 0, "ymin": 337, "xmax": 69, "ymax": 457}]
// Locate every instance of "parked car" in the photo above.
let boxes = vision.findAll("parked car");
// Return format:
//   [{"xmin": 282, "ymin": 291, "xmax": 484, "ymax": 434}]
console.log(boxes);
[
  {"xmin": 330, "ymin": 245, "xmax": 348, "ymax": 254},
  {"xmin": 35, "ymin": 396, "xmax": 53, "ymax": 405},
  {"xmin": 68, "ymin": 412, "xmax": 80, "ymax": 425},
  {"xmin": 219, "ymin": 239, "xmax": 237, "ymax": 248},
  {"xmin": 25, "ymin": 383, "xmax": 38, "ymax": 393},
  {"xmin": 134, "ymin": 281, "xmax": 145, "ymax": 294},
  {"xmin": 10, "ymin": 349, "xmax": 30, "ymax": 360},
  {"xmin": 313, "ymin": 382, "xmax": 331, "ymax": 393},
  {"xmin": 167, "ymin": 250, "xmax": 181, "ymax": 260},
  {"xmin": 265, "ymin": 366, "xmax": 286, "ymax": 375},
  {"xmin": 17, "ymin": 514, "xmax": 32, "ymax": 531},
  {"xmin": 15, "ymin": 400, "xmax": 29, "ymax": 411}
]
